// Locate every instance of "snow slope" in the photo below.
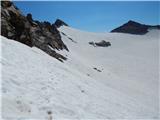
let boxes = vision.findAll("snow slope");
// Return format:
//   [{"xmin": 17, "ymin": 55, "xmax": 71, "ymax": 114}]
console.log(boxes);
[{"xmin": 0, "ymin": 26, "xmax": 159, "ymax": 119}]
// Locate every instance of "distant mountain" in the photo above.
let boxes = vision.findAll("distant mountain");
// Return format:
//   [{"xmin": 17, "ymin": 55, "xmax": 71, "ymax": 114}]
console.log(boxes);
[
  {"xmin": 111, "ymin": 20, "xmax": 160, "ymax": 35},
  {"xmin": 1, "ymin": 1, "xmax": 68, "ymax": 62}
]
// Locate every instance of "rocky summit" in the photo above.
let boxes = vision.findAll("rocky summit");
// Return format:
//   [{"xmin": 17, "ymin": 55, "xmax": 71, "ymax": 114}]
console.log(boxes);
[
  {"xmin": 54, "ymin": 19, "xmax": 68, "ymax": 28},
  {"xmin": 1, "ymin": 1, "xmax": 68, "ymax": 62},
  {"xmin": 111, "ymin": 20, "xmax": 160, "ymax": 35}
]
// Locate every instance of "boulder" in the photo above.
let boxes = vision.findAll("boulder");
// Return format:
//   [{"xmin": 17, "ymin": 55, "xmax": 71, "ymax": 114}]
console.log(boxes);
[
  {"xmin": 95, "ymin": 40, "xmax": 111, "ymax": 47},
  {"xmin": 89, "ymin": 40, "xmax": 111, "ymax": 47}
]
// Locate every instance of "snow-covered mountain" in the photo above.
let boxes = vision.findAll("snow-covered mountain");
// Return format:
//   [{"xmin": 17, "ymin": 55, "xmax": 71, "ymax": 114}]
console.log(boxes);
[{"xmin": 1, "ymin": 25, "xmax": 159, "ymax": 119}]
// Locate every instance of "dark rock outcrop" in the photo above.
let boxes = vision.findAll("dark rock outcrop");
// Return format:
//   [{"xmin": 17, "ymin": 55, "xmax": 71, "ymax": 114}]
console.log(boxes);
[
  {"xmin": 1, "ymin": 1, "xmax": 32, "ymax": 46},
  {"xmin": 95, "ymin": 40, "xmax": 111, "ymax": 47},
  {"xmin": 89, "ymin": 40, "xmax": 111, "ymax": 47},
  {"xmin": 1, "ymin": 1, "xmax": 69, "ymax": 62},
  {"xmin": 93, "ymin": 67, "xmax": 102, "ymax": 72},
  {"xmin": 54, "ymin": 19, "xmax": 68, "ymax": 28},
  {"xmin": 111, "ymin": 20, "xmax": 160, "ymax": 35}
]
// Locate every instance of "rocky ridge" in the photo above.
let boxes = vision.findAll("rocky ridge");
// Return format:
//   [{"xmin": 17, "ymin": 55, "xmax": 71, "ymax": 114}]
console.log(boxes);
[{"xmin": 1, "ymin": 1, "xmax": 68, "ymax": 62}]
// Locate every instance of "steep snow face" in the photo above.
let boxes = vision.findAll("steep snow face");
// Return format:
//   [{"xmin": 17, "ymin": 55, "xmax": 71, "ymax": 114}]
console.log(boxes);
[{"xmin": 1, "ymin": 26, "xmax": 159, "ymax": 119}]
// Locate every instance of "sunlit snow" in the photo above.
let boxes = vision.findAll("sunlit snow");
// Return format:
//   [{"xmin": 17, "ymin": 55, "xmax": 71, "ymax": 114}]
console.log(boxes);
[{"xmin": 0, "ymin": 26, "xmax": 159, "ymax": 119}]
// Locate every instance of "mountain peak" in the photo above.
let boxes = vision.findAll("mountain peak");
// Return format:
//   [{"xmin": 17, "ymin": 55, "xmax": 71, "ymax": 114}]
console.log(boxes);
[
  {"xmin": 111, "ymin": 20, "xmax": 159, "ymax": 35},
  {"xmin": 54, "ymin": 19, "xmax": 68, "ymax": 28},
  {"xmin": 127, "ymin": 20, "xmax": 142, "ymax": 26}
]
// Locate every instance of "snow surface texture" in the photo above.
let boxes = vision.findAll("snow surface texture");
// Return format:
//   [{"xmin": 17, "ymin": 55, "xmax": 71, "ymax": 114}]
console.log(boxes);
[{"xmin": 0, "ymin": 26, "xmax": 159, "ymax": 119}]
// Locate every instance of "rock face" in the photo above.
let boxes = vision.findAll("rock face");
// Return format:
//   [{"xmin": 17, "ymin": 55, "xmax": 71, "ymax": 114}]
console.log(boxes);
[
  {"xmin": 1, "ymin": 1, "xmax": 32, "ymax": 46},
  {"xmin": 1, "ymin": 1, "xmax": 68, "ymax": 62},
  {"xmin": 54, "ymin": 19, "xmax": 68, "ymax": 28},
  {"xmin": 111, "ymin": 20, "xmax": 160, "ymax": 35}
]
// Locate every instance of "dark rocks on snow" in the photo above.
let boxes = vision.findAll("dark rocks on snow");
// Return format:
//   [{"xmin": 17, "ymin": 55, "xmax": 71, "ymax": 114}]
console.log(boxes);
[
  {"xmin": 111, "ymin": 20, "xmax": 160, "ymax": 35},
  {"xmin": 89, "ymin": 41, "xmax": 95, "ymax": 46},
  {"xmin": 1, "ymin": 1, "xmax": 69, "ymax": 62},
  {"xmin": 89, "ymin": 40, "xmax": 111, "ymax": 47},
  {"xmin": 54, "ymin": 19, "xmax": 68, "ymax": 28},
  {"xmin": 93, "ymin": 67, "xmax": 102, "ymax": 72},
  {"xmin": 61, "ymin": 32, "xmax": 77, "ymax": 43},
  {"xmin": 81, "ymin": 90, "xmax": 85, "ymax": 93},
  {"xmin": 67, "ymin": 37, "xmax": 77, "ymax": 43},
  {"xmin": 87, "ymin": 74, "xmax": 90, "ymax": 76},
  {"xmin": 95, "ymin": 40, "xmax": 111, "ymax": 47},
  {"xmin": 61, "ymin": 32, "xmax": 67, "ymax": 36}
]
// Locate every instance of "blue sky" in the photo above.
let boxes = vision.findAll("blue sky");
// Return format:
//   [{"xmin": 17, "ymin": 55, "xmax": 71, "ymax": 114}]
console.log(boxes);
[{"xmin": 14, "ymin": 1, "xmax": 159, "ymax": 32}]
